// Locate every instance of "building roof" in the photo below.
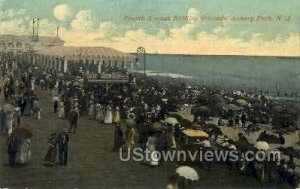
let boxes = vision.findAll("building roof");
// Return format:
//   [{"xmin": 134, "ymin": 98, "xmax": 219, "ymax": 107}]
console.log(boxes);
[
  {"xmin": 37, "ymin": 46, "xmax": 135, "ymax": 60},
  {"xmin": 0, "ymin": 34, "xmax": 64, "ymax": 44}
]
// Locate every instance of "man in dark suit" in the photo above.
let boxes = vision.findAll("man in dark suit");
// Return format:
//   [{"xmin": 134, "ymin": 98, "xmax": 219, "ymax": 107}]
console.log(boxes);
[
  {"xmin": 57, "ymin": 130, "xmax": 69, "ymax": 166},
  {"xmin": 68, "ymin": 109, "xmax": 79, "ymax": 133}
]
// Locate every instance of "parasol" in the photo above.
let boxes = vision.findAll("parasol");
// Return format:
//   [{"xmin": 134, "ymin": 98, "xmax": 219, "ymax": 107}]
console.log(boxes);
[
  {"xmin": 176, "ymin": 166, "xmax": 199, "ymax": 181},
  {"xmin": 236, "ymin": 99, "xmax": 248, "ymax": 106},
  {"xmin": 11, "ymin": 128, "xmax": 33, "ymax": 139},
  {"xmin": 165, "ymin": 117, "xmax": 179, "ymax": 126},
  {"xmin": 210, "ymin": 94, "xmax": 226, "ymax": 103},
  {"xmin": 255, "ymin": 141, "xmax": 270, "ymax": 151},
  {"xmin": 182, "ymin": 129, "xmax": 209, "ymax": 138},
  {"xmin": 224, "ymin": 104, "xmax": 241, "ymax": 111}
]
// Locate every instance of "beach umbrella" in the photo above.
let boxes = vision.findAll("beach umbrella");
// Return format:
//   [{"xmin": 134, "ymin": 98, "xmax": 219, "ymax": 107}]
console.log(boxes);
[
  {"xmin": 151, "ymin": 122, "xmax": 166, "ymax": 131},
  {"xmin": 236, "ymin": 99, "xmax": 248, "ymax": 106},
  {"xmin": 165, "ymin": 117, "xmax": 179, "ymax": 126},
  {"xmin": 224, "ymin": 104, "xmax": 241, "ymax": 111},
  {"xmin": 255, "ymin": 141, "xmax": 270, "ymax": 151},
  {"xmin": 11, "ymin": 128, "xmax": 33, "ymax": 139},
  {"xmin": 176, "ymin": 166, "xmax": 199, "ymax": 181},
  {"xmin": 192, "ymin": 90, "xmax": 200, "ymax": 95},
  {"xmin": 192, "ymin": 106, "xmax": 211, "ymax": 115},
  {"xmin": 210, "ymin": 94, "xmax": 226, "ymax": 103}
]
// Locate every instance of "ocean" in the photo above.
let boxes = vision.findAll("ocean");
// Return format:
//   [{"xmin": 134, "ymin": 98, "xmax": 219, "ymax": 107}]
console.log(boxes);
[{"xmin": 134, "ymin": 54, "xmax": 300, "ymax": 95}]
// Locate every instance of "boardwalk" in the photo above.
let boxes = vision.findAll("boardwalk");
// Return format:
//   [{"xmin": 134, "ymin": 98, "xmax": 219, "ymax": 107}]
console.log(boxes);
[{"xmin": 0, "ymin": 89, "xmax": 281, "ymax": 189}]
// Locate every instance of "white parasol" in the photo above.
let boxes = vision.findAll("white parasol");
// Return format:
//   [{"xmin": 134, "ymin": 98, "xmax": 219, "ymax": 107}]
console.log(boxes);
[
  {"xmin": 255, "ymin": 141, "xmax": 270, "ymax": 151},
  {"xmin": 165, "ymin": 117, "xmax": 179, "ymax": 126},
  {"xmin": 176, "ymin": 166, "xmax": 199, "ymax": 181}
]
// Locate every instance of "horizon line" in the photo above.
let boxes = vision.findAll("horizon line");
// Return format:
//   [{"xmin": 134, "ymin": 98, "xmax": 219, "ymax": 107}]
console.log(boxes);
[{"xmin": 128, "ymin": 52, "xmax": 300, "ymax": 58}]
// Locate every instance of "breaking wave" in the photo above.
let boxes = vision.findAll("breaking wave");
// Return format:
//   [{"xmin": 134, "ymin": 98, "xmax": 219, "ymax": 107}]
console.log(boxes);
[{"xmin": 133, "ymin": 70, "xmax": 194, "ymax": 79}]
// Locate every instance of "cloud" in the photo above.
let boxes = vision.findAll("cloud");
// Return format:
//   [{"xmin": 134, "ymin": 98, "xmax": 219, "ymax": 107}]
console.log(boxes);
[
  {"xmin": 0, "ymin": 8, "xmax": 27, "ymax": 19},
  {"xmin": 71, "ymin": 9, "xmax": 96, "ymax": 32},
  {"xmin": 0, "ymin": 6, "xmax": 298, "ymax": 56},
  {"xmin": 53, "ymin": 4, "xmax": 73, "ymax": 21},
  {"xmin": 187, "ymin": 7, "xmax": 199, "ymax": 24},
  {"xmin": 38, "ymin": 19, "xmax": 57, "ymax": 36},
  {"xmin": 97, "ymin": 21, "xmax": 117, "ymax": 39},
  {"xmin": 0, "ymin": 18, "xmax": 29, "ymax": 35},
  {"xmin": 57, "ymin": 7, "xmax": 299, "ymax": 56}
]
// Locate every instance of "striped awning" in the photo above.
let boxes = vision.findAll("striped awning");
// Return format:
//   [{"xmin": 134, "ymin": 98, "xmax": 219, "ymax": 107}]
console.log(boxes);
[{"xmin": 37, "ymin": 46, "xmax": 135, "ymax": 60}]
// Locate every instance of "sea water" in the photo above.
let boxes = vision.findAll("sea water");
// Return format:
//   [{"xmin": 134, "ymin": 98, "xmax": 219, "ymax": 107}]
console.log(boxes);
[{"xmin": 134, "ymin": 54, "xmax": 300, "ymax": 95}]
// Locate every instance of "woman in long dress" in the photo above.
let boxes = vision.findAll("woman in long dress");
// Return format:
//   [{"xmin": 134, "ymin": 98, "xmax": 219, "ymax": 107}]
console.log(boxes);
[
  {"xmin": 167, "ymin": 125, "xmax": 177, "ymax": 149},
  {"xmin": 30, "ymin": 77, "xmax": 35, "ymax": 91},
  {"xmin": 95, "ymin": 104, "xmax": 104, "ymax": 123},
  {"xmin": 87, "ymin": 100, "xmax": 95, "ymax": 119},
  {"xmin": 114, "ymin": 106, "xmax": 121, "ymax": 125},
  {"xmin": 43, "ymin": 133, "xmax": 57, "ymax": 166},
  {"xmin": 104, "ymin": 105, "xmax": 113, "ymax": 124},
  {"xmin": 112, "ymin": 125, "xmax": 123, "ymax": 151},
  {"xmin": 58, "ymin": 101, "xmax": 65, "ymax": 119},
  {"xmin": 145, "ymin": 131, "xmax": 159, "ymax": 166},
  {"xmin": 125, "ymin": 118, "xmax": 137, "ymax": 150},
  {"xmin": 6, "ymin": 111, "xmax": 14, "ymax": 136},
  {"xmin": 15, "ymin": 138, "xmax": 31, "ymax": 165},
  {"xmin": 23, "ymin": 97, "xmax": 31, "ymax": 116}
]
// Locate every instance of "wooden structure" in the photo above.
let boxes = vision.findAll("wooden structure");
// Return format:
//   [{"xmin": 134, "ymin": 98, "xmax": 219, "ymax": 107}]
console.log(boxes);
[{"xmin": 34, "ymin": 46, "xmax": 135, "ymax": 75}]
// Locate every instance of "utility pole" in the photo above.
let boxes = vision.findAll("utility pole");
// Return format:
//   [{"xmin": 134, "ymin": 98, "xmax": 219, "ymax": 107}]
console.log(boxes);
[
  {"xmin": 32, "ymin": 18, "xmax": 35, "ymax": 41},
  {"xmin": 36, "ymin": 18, "xmax": 40, "ymax": 42},
  {"xmin": 56, "ymin": 26, "xmax": 60, "ymax": 37}
]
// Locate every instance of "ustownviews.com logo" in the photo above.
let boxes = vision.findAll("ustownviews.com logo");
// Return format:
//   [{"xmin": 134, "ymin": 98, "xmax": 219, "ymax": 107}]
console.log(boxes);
[{"xmin": 119, "ymin": 148, "xmax": 281, "ymax": 162}]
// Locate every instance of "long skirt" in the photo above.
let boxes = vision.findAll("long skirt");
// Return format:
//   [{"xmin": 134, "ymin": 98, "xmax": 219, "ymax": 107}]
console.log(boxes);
[
  {"xmin": 58, "ymin": 107, "xmax": 65, "ymax": 118},
  {"xmin": 6, "ymin": 119, "xmax": 13, "ymax": 136},
  {"xmin": 96, "ymin": 109, "xmax": 104, "ymax": 122},
  {"xmin": 37, "ymin": 111, "xmax": 41, "ymax": 119},
  {"xmin": 126, "ymin": 127, "xmax": 138, "ymax": 150},
  {"xmin": 15, "ymin": 140, "xmax": 31, "ymax": 164},
  {"xmin": 167, "ymin": 133, "xmax": 177, "ymax": 149},
  {"xmin": 104, "ymin": 110, "xmax": 113, "ymax": 124},
  {"xmin": 114, "ymin": 111, "xmax": 121, "ymax": 124},
  {"xmin": 23, "ymin": 103, "xmax": 31, "ymax": 116},
  {"xmin": 44, "ymin": 146, "xmax": 57, "ymax": 165},
  {"xmin": 88, "ymin": 106, "xmax": 95, "ymax": 119}
]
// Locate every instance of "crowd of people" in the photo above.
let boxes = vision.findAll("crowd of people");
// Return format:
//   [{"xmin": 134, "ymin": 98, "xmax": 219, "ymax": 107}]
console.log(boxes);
[{"xmin": 1, "ymin": 52, "xmax": 300, "ymax": 188}]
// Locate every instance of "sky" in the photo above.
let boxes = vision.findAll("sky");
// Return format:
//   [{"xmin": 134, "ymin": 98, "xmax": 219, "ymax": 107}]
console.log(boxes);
[{"xmin": 0, "ymin": 0, "xmax": 299, "ymax": 56}]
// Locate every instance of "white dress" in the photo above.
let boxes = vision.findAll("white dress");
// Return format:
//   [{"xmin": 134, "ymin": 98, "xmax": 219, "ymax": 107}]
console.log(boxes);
[
  {"xmin": 146, "ymin": 136, "xmax": 159, "ymax": 166},
  {"xmin": 31, "ymin": 79, "xmax": 35, "ymax": 91},
  {"xmin": 6, "ymin": 112, "xmax": 14, "ymax": 135},
  {"xmin": 15, "ymin": 139, "xmax": 31, "ymax": 164},
  {"xmin": 104, "ymin": 106, "xmax": 113, "ymax": 124}
]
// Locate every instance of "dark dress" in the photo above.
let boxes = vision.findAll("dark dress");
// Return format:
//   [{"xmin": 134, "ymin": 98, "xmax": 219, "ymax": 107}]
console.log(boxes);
[
  {"xmin": 112, "ymin": 126, "xmax": 123, "ymax": 151},
  {"xmin": 44, "ymin": 134, "xmax": 58, "ymax": 166},
  {"xmin": 57, "ymin": 133, "xmax": 69, "ymax": 165}
]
